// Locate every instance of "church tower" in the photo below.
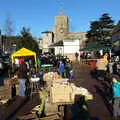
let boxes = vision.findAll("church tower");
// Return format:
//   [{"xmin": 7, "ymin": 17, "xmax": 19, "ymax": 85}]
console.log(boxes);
[{"xmin": 53, "ymin": 9, "xmax": 69, "ymax": 42}]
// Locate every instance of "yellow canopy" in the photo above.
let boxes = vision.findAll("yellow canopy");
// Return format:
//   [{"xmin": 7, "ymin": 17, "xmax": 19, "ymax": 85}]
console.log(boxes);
[{"xmin": 11, "ymin": 47, "xmax": 37, "ymax": 68}]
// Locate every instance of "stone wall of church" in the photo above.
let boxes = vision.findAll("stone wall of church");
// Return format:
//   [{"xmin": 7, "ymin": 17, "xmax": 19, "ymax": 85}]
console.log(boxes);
[
  {"xmin": 42, "ymin": 32, "xmax": 53, "ymax": 52},
  {"xmin": 40, "ymin": 14, "xmax": 87, "ymax": 54},
  {"xmin": 67, "ymin": 32, "xmax": 87, "ymax": 48}
]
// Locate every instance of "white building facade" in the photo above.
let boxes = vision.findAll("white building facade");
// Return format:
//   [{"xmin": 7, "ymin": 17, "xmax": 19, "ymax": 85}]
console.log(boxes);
[{"xmin": 53, "ymin": 39, "xmax": 80, "ymax": 60}]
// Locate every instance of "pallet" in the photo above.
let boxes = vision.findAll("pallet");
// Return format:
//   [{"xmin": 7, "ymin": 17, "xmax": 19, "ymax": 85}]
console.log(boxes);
[
  {"xmin": 0, "ymin": 96, "xmax": 28, "ymax": 120},
  {"xmin": 39, "ymin": 113, "xmax": 61, "ymax": 120},
  {"xmin": 17, "ymin": 112, "xmax": 61, "ymax": 120},
  {"xmin": 17, "ymin": 113, "xmax": 38, "ymax": 120}
]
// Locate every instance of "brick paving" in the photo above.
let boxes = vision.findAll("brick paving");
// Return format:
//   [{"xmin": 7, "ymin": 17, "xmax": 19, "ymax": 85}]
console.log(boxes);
[
  {"xmin": 0, "ymin": 61, "xmax": 112, "ymax": 120},
  {"xmin": 71, "ymin": 61, "xmax": 112, "ymax": 120}
]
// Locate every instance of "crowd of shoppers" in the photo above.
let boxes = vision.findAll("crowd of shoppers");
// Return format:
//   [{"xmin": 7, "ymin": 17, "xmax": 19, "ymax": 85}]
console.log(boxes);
[
  {"xmin": 10, "ymin": 54, "xmax": 73, "ymax": 98},
  {"xmin": 86, "ymin": 52, "xmax": 120, "ymax": 119}
]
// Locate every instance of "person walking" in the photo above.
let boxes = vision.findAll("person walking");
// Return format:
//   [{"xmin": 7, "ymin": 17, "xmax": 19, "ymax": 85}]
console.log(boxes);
[
  {"xmin": 112, "ymin": 76, "xmax": 120, "ymax": 119},
  {"xmin": 59, "ymin": 60, "xmax": 65, "ymax": 78},
  {"xmin": 37, "ymin": 57, "xmax": 41, "ymax": 68},
  {"xmin": 17, "ymin": 59, "xmax": 28, "ymax": 97},
  {"xmin": 75, "ymin": 52, "xmax": 79, "ymax": 61}
]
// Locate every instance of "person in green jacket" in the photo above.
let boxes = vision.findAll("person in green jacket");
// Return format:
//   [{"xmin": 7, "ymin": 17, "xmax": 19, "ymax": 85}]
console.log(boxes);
[{"xmin": 37, "ymin": 57, "xmax": 41, "ymax": 68}]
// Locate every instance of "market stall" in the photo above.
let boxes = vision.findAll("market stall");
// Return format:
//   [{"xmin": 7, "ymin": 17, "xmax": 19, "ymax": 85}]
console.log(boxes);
[
  {"xmin": 43, "ymin": 72, "xmax": 93, "ymax": 104},
  {"xmin": 11, "ymin": 47, "xmax": 37, "ymax": 68},
  {"xmin": 13, "ymin": 70, "xmax": 93, "ymax": 119}
]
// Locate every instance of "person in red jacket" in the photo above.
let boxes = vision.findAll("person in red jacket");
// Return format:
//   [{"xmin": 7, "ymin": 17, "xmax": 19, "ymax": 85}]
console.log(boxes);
[
  {"xmin": 89, "ymin": 60, "xmax": 96, "ymax": 69},
  {"xmin": 89, "ymin": 60, "xmax": 97, "ymax": 79},
  {"xmin": 19, "ymin": 57, "xmax": 23, "ymax": 65}
]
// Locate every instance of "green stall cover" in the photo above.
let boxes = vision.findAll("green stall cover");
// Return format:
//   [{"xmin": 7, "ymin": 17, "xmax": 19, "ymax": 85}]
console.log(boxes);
[{"xmin": 80, "ymin": 45, "xmax": 110, "ymax": 51}]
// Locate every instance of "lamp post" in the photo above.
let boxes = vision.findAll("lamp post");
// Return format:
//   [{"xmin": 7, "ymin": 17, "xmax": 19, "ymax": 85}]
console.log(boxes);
[
  {"xmin": 106, "ymin": 43, "xmax": 112, "ymax": 59},
  {"xmin": 12, "ymin": 44, "xmax": 16, "ymax": 53}
]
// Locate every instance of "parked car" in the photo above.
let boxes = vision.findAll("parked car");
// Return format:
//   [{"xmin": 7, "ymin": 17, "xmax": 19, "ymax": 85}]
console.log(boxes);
[{"xmin": 0, "ymin": 55, "xmax": 10, "ymax": 74}]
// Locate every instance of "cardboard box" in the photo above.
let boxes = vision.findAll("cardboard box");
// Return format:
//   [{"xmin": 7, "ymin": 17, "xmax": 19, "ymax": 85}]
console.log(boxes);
[
  {"xmin": 51, "ymin": 92, "xmax": 71, "ymax": 103},
  {"xmin": 51, "ymin": 85, "xmax": 72, "ymax": 103},
  {"xmin": 4, "ymin": 78, "xmax": 12, "ymax": 87}
]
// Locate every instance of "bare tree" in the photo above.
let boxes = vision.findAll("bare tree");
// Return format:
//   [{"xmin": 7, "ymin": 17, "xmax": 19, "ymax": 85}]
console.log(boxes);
[
  {"xmin": 4, "ymin": 13, "xmax": 14, "ymax": 36},
  {"xmin": 4, "ymin": 13, "xmax": 14, "ymax": 53}
]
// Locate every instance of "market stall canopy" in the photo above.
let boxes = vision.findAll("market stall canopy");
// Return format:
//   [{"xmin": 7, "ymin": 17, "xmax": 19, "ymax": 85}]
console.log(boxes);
[
  {"xmin": 11, "ymin": 47, "xmax": 37, "ymax": 67},
  {"xmin": 80, "ymin": 45, "xmax": 110, "ymax": 51}
]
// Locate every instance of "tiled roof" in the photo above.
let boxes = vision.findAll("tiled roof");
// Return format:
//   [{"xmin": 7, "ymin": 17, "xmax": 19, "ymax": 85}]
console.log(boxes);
[{"xmin": 42, "ymin": 30, "xmax": 53, "ymax": 33}]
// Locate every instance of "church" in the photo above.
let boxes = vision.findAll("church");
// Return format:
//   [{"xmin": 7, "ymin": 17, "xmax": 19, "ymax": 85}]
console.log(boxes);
[{"xmin": 39, "ymin": 13, "xmax": 87, "ymax": 60}]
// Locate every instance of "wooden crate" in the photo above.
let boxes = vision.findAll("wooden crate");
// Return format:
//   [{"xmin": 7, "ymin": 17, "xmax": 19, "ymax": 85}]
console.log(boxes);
[{"xmin": 0, "ymin": 86, "xmax": 11, "ymax": 99}]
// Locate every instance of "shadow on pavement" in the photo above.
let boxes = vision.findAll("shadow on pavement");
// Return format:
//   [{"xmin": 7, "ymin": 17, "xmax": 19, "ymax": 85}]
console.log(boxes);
[
  {"xmin": 91, "ymin": 117, "xmax": 100, "ymax": 120},
  {"xmin": 64, "ymin": 95, "xmax": 91, "ymax": 120},
  {"xmin": 94, "ymin": 85, "xmax": 113, "ymax": 116}
]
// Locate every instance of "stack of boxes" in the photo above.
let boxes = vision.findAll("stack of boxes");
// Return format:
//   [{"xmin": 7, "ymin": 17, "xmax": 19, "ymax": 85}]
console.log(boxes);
[
  {"xmin": 0, "ymin": 78, "xmax": 20, "ymax": 100},
  {"xmin": 51, "ymin": 82, "xmax": 93, "ymax": 104},
  {"xmin": 43, "ymin": 72, "xmax": 93, "ymax": 104}
]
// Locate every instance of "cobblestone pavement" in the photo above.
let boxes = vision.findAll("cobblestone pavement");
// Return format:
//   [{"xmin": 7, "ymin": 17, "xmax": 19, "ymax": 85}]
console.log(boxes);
[{"xmin": 70, "ymin": 61, "xmax": 112, "ymax": 120}]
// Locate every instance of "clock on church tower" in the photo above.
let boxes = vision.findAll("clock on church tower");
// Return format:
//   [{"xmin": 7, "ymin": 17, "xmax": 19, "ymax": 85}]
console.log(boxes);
[{"xmin": 59, "ymin": 27, "xmax": 64, "ymax": 33}]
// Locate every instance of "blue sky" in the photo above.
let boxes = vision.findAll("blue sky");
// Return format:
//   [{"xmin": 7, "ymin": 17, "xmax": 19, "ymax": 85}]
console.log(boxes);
[{"xmin": 0, "ymin": 0, "xmax": 120, "ymax": 37}]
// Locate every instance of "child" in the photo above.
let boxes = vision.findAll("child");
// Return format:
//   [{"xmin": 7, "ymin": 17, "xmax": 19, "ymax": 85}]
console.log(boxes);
[
  {"xmin": 112, "ymin": 75, "xmax": 120, "ymax": 119},
  {"xmin": 69, "ymin": 70, "xmax": 74, "ymax": 80}
]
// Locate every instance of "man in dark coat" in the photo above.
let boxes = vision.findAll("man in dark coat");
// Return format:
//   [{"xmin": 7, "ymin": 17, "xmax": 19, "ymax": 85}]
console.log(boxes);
[{"xmin": 17, "ymin": 59, "xmax": 27, "ymax": 97}]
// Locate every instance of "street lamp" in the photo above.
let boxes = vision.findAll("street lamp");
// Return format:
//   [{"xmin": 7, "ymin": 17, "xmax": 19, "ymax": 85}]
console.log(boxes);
[
  {"xmin": 106, "ymin": 43, "xmax": 112, "ymax": 59},
  {"xmin": 12, "ymin": 44, "xmax": 16, "ymax": 53}
]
